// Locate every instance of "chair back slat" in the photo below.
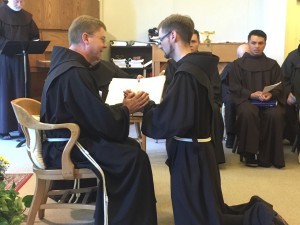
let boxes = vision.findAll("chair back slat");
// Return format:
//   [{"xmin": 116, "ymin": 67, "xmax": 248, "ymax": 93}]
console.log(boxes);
[
  {"xmin": 11, "ymin": 98, "xmax": 46, "ymax": 169},
  {"xmin": 11, "ymin": 98, "xmax": 81, "ymax": 177}
]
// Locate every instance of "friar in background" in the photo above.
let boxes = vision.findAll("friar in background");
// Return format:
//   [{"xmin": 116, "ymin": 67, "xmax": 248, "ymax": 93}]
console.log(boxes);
[
  {"xmin": 0, "ymin": 0, "xmax": 39, "ymax": 140},
  {"xmin": 281, "ymin": 44, "xmax": 300, "ymax": 151},
  {"xmin": 141, "ymin": 14, "xmax": 288, "ymax": 225},
  {"xmin": 229, "ymin": 30, "xmax": 285, "ymax": 168},
  {"xmin": 90, "ymin": 60, "xmax": 143, "ymax": 101}
]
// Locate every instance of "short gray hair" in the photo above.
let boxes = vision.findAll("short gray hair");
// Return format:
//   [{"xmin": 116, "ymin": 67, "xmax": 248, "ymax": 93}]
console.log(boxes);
[{"xmin": 68, "ymin": 15, "xmax": 106, "ymax": 45}]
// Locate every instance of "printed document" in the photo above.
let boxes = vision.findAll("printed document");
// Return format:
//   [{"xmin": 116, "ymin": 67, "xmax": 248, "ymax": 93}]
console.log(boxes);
[
  {"xmin": 262, "ymin": 81, "xmax": 281, "ymax": 93},
  {"xmin": 105, "ymin": 75, "xmax": 166, "ymax": 105}
]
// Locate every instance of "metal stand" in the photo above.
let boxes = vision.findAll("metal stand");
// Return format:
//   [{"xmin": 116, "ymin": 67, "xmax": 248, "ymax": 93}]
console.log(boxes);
[{"xmin": 16, "ymin": 50, "xmax": 29, "ymax": 148}]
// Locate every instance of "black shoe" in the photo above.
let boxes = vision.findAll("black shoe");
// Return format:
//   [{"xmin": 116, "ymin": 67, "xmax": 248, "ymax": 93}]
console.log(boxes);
[
  {"xmin": 0, "ymin": 133, "xmax": 12, "ymax": 140},
  {"xmin": 272, "ymin": 213, "xmax": 289, "ymax": 225},
  {"xmin": 225, "ymin": 134, "xmax": 235, "ymax": 148},
  {"xmin": 244, "ymin": 153, "xmax": 258, "ymax": 167},
  {"xmin": 257, "ymin": 161, "xmax": 272, "ymax": 168}
]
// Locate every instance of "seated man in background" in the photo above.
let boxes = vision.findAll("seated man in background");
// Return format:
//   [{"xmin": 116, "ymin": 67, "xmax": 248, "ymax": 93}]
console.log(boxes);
[
  {"xmin": 164, "ymin": 29, "xmax": 225, "ymax": 164},
  {"xmin": 281, "ymin": 44, "xmax": 300, "ymax": 150},
  {"xmin": 229, "ymin": 30, "xmax": 285, "ymax": 168},
  {"xmin": 220, "ymin": 43, "xmax": 249, "ymax": 148},
  {"xmin": 91, "ymin": 60, "xmax": 143, "ymax": 101},
  {"xmin": 40, "ymin": 15, "xmax": 157, "ymax": 225}
]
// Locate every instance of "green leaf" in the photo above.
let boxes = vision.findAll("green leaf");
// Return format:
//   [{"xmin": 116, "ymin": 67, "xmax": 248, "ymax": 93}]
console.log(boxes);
[
  {"xmin": 0, "ymin": 181, "xmax": 5, "ymax": 189},
  {"xmin": 11, "ymin": 214, "xmax": 25, "ymax": 225},
  {"xmin": 0, "ymin": 217, "xmax": 10, "ymax": 225},
  {"xmin": 22, "ymin": 195, "xmax": 33, "ymax": 208}
]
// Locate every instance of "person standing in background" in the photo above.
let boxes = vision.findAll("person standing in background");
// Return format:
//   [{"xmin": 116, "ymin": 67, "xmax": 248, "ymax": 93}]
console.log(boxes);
[
  {"xmin": 190, "ymin": 29, "xmax": 225, "ymax": 164},
  {"xmin": 0, "ymin": 0, "xmax": 40, "ymax": 140}
]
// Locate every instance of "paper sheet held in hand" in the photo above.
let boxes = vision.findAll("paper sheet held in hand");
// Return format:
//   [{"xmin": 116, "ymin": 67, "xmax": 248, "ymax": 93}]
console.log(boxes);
[
  {"xmin": 105, "ymin": 75, "xmax": 166, "ymax": 105},
  {"xmin": 262, "ymin": 81, "xmax": 281, "ymax": 93}
]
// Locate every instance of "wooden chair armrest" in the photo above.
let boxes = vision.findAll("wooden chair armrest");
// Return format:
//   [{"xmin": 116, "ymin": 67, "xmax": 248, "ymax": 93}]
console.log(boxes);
[{"xmin": 31, "ymin": 119, "xmax": 80, "ymax": 179}]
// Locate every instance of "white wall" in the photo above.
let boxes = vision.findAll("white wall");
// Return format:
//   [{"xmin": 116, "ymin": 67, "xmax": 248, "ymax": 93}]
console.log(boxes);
[{"xmin": 102, "ymin": 0, "xmax": 286, "ymax": 64}]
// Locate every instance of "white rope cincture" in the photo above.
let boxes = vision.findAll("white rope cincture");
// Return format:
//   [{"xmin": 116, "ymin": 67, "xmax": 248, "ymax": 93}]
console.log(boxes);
[
  {"xmin": 46, "ymin": 138, "xmax": 108, "ymax": 225},
  {"xmin": 173, "ymin": 136, "xmax": 211, "ymax": 143}
]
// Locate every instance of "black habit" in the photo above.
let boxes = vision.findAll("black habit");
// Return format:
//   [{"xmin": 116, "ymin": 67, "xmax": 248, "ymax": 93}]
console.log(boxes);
[
  {"xmin": 40, "ymin": 46, "xmax": 157, "ymax": 225},
  {"xmin": 281, "ymin": 44, "xmax": 300, "ymax": 145},
  {"xmin": 220, "ymin": 63, "xmax": 237, "ymax": 140},
  {"xmin": 163, "ymin": 53, "xmax": 225, "ymax": 164},
  {"xmin": 229, "ymin": 52, "xmax": 285, "ymax": 168},
  {"xmin": 142, "ymin": 52, "xmax": 279, "ymax": 225},
  {"xmin": 0, "ymin": 2, "xmax": 39, "ymax": 134}
]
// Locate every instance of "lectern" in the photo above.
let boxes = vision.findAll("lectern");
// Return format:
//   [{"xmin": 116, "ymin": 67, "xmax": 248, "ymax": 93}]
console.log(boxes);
[
  {"xmin": 0, "ymin": 40, "xmax": 50, "ymax": 97},
  {"xmin": 0, "ymin": 40, "xmax": 50, "ymax": 147}
]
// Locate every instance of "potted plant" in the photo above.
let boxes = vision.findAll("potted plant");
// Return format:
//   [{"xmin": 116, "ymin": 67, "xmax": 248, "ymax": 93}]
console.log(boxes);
[{"xmin": 0, "ymin": 156, "xmax": 31, "ymax": 225}]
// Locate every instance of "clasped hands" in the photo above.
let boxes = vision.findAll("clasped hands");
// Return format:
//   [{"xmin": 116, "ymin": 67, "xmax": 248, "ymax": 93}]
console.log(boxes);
[
  {"xmin": 251, "ymin": 91, "xmax": 272, "ymax": 101},
  {"xmin": 123, "ymin": 90, "xmax": 149, "ymax": 114}
]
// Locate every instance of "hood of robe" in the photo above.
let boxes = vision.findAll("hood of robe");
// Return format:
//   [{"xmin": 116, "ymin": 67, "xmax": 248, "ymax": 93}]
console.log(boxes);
[
  {"xmin": 236, "ymin": 52, "xmax": 278, "ymax": 72},
  {"xmin": 176, "ymin": 51, "xmax": 219, "ymax": 78},
  {"xmin": 49, "ymin": 46, "xmax": 91, "ymax": 72},
  {"xmin": 0, "ymin": 3, "xmax": 32, "ymax": 25}
]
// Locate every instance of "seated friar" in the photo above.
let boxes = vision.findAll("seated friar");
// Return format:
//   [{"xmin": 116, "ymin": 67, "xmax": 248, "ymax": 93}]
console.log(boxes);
[{"xmin": 229, "ymin": 29, "xmax": 285, "ymax": 168}]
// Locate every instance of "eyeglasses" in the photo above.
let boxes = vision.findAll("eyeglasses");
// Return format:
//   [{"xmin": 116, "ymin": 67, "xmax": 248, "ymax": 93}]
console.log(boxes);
[
  {"xmin": 158, "ymin": 31, "xmax": 171, "ymax": 45},
  {"xmin": 88, "ymin": 33, "xmax": 106, "ymax": 43}
]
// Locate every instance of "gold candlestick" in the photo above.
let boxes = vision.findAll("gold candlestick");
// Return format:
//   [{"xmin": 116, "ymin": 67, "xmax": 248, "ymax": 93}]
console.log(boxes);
[{"xmin": 200, "ymin": 31, "xmax": 215, "ymax": 46}]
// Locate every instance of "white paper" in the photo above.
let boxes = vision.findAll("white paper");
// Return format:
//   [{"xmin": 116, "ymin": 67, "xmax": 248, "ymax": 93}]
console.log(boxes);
[
  {"xmin": 105, "ymin": 76, "xmax": 166, "ymax": 105},
  {"xmin": 110, "ymin": 40, "xmax": 128, "ymax": 46},
  {"xmin": 262, "ymin": 81, "xmax": 281, "ymax": 93}
]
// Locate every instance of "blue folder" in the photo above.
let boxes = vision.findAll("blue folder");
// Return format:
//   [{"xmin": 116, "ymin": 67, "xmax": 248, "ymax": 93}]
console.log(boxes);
[{"xmin": 250, "ymin": 99, "xmax": 277, "ymax": 108}]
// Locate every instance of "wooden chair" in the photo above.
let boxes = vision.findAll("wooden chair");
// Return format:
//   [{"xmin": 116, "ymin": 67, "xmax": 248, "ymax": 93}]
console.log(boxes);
[{"xmin": 11, "ymin": 98, "xmax": 108, "ymax": 225}]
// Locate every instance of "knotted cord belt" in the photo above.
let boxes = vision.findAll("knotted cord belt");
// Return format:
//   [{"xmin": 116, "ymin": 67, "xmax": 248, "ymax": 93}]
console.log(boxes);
[{"xmin": 173, "ymin": 136, "xmax": 211, "ymax": 142}]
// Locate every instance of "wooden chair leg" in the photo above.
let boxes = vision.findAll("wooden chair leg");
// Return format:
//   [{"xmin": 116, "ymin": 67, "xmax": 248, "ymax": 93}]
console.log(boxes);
[
  {"xmin": 134, "ymin": 122, "xmax": 146, "ymax": 151},
  {"xmin": 38, "ymin": 180, "xmax": 52, "ymax": 219},
  {"xmin": 27, "ymin": 177, "xmax": 47, "ymax": 225}
]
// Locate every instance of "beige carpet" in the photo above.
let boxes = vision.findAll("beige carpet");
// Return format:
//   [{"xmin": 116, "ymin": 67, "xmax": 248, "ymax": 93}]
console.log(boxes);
[{"xmin": 19, "ymin": 139, "xmax": 300, "ymax": 225}]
